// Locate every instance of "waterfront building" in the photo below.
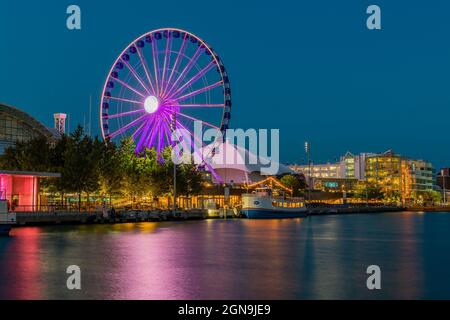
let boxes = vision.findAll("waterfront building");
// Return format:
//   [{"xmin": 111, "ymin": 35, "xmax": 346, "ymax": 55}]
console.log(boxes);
[
  {"xmin": 365, "ymin": 150, "xmax": 403, "ymax": 196},
  {"xmin": 0, "ymin": 170, "xmax": 60, "ymax": 211},
  {"xmin": 339, "ymin": 152, "xmax": 375, "ymax": 180},
  {"xmin": 436, "ymin": 168, "xmax": 450, "ymax": 190},
  {"xmin": 290, "ymin": 152, "xmax": 374, "ymax": 181},
  {"xmin": 289, "ymin": 162, "xmax": 340, "ymax": 179},
  {"xmin": 436, "ymin": 168, "xmax": 450, "ymax": 203},
  {"xmin": 313, "ymin": 177, "xmax": 358, "ymax": 193},
  {"xmin": 0, "ymin": 102, "xmax": 60, "ymax": 154},
  {"xmin": 401, "ymin": 159, "xmax": 434, "ymax": 201},
  {"xmin": 290, "ymin": 149, "xmax": 434, "ymax": 203},
  {"xmin": 365, "ymin": 150, "xmax": 434, "ymax": 202}
]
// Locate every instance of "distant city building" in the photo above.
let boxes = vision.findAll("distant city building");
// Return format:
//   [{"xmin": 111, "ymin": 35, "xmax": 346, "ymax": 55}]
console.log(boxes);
[
  {"xmin": 313, "ymin": 177, "xmax": 358, "ymax": 193},
  {"xmin": 365, "ymin": 150, "xmax": 433, "ymax": 200},
  {"xmin": 0, "ymin": 102, "xmax": 60, "ymax": 154},
  {"xmin": 436, "ymin": 168, "xmax": 450, "ymax": 193},
  {"xmin": 401, "ymin": 159, "xmax": 434, "ymax": 201},
  {"xmin": 365, "ymin": 150, "xmax": 403, "ymax": 196},
  {"xmin": 289, "ymin": 149, "xmax": 434, "ymax": 202},
  {"xmin": 339, "ymin": 152, "xmax": 375, "ymax": 180},
  {"xmin": 53, "ymin": 113, "xmax": 67, "ymax": 134},
  {"xmin": 290, "ymin": 162, "xmax": 340, "ymax": 179}
]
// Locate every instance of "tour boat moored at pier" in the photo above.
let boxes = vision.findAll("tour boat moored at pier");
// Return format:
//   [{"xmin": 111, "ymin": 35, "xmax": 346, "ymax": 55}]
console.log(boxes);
[{"xmin": 241, "ymin": 188, "xmax": 307, "ymax": 219}]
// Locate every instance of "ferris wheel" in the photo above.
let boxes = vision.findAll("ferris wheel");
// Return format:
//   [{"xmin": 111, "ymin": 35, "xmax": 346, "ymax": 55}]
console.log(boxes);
[{"xmin": 100, "ymin": 28, "xmax": 231, "ymax": 165}]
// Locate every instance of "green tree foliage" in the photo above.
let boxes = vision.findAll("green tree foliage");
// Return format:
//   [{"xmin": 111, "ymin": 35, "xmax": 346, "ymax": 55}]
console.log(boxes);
[
  {"xmin": 353, "ymin": 181, "xmax": 384, "ymax": 200},
  {"xmin": 63, "ymin": 126, "xmax": 101, "ymax": 209},
  {"xmin": 420, "ymin": 190, "xmax": 442, "ymax": 204},
  {"xmin": 279, "ymin": 174, "xmax": 306, "ymax": 196},
  {"xmin": 0, "ymin": 126, "xmax": 207, "ymax": 208},
  {"xmin": 383, "ymin": 190, "xmax": 402, "ymax": 203},
  {"xmin": 98, "ymin": 138, "xmax": 124, "ymax": 203},
  {"xmin": 0, "ymin": 136, "xmax": 51, "ymax": 171}
]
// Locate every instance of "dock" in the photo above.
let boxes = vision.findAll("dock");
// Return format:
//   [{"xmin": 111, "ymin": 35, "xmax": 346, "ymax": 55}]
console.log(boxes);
[
  {"xmin": 307, "ymin": 205, "xmax": 404, "ymax": 215},
  {"xmin": 9, "ymin": 205, "xmax": 409, "ymax": 227},
  {"xmin": 14, "ymin": 209, "xmax": 208, "ymax": 226}
]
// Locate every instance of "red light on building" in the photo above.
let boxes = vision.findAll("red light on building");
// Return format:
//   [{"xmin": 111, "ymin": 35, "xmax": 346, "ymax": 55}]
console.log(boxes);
[{"xmin": 0, "ymin": 170, "xmax": 60, "ymax": 212}]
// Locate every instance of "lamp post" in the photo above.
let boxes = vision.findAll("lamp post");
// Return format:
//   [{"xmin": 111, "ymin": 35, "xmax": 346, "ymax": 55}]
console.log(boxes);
[
  {"xmin": 305, "ymin": 141, "xmax": 311, "ymax": 203},
  {"xmin": 442, "ymin": 169, "xmax": 447, "ymax": 205}
]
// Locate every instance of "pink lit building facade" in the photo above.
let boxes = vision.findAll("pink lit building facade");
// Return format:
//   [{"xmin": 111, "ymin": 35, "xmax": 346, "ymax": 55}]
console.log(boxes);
[{"xmin": 0, "ymin": 171, "xmax": 60, "ymax": 212}]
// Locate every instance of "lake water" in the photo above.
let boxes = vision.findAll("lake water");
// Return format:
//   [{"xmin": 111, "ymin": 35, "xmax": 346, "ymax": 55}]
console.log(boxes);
[{"xmin": 1, "ymin": 211, "xmax": 450, "ymax": 299}]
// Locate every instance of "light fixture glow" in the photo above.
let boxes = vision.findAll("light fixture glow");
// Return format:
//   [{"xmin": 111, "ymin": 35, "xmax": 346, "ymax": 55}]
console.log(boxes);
[{"xmin": 144, "ymin": 96, "xmax": 159, "ymax": 113}]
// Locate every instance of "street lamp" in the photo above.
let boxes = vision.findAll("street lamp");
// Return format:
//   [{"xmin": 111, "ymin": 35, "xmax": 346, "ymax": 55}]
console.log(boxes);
[{"xmin": 305, "ymin": 141, "xmax": 311, "ymax": 203}]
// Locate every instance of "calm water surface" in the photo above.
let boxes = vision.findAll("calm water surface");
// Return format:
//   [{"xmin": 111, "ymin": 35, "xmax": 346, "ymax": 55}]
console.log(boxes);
[{"xmin": 1, "ymin": 212, "xmax": 450, "ymax": 299}]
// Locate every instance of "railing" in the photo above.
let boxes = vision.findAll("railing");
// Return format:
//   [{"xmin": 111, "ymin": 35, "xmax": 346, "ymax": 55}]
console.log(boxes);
[
  {"xmin": 8, "ymin": 203, "xmax": 197, "ymax": 213},
  {"xmin": 305, "ymin": 202, "xmax": 401, "ymax": 209},
  {"xmin": 8, "ymin": 204, "xmax": 101, "ymax": 213}
]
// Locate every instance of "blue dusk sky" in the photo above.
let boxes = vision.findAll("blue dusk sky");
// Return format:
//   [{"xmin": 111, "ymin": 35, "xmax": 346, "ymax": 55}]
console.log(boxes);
[{"xmin": 1, "ymin": 0, "xmax": 450, "ymax": 168}]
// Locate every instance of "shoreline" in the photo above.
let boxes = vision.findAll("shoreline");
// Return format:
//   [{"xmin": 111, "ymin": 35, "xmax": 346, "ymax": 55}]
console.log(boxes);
[{"xmin": 6, "ymin": 205, "xmax": 428, "ymax": 228}]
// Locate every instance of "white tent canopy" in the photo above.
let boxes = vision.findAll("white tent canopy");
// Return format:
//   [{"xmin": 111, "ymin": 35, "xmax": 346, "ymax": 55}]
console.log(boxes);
[{"xmin": 200, "ymin": 140, "xmax": 294, "ymax": 184}]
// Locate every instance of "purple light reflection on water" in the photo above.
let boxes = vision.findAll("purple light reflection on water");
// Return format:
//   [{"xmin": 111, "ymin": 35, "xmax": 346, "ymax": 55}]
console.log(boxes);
[{"xmin": 1, "ymin": 214, "xmax": 450, "ymax": 299}]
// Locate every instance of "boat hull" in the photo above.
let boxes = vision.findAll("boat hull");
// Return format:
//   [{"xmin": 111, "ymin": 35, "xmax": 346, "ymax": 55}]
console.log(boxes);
[
  {"xmin": 0, "ymin": 224, "xmax": 12, "ymax": 236},
  {"xmin": 242, "ymin": 209, "xmax": 307, "ymax": 219}
]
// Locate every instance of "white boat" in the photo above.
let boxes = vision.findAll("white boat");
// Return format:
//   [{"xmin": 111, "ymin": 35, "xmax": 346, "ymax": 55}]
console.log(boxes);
[
  {"xmin": 0, "ymin": 199, "xmax": 16, "ymax": 236},
  {"xmin": 241, "ymin": 188, "xmax": 307, "ymax": 219}
]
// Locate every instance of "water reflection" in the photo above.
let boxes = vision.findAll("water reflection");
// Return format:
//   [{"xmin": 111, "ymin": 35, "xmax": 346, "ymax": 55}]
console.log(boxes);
[{"xmin": 0, "ymin": 213, "xmax": 449, "ymax": 299}]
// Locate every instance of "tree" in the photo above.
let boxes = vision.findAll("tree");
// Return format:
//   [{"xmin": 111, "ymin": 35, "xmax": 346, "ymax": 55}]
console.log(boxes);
[
  {"xmin": 62, "ymin": 126, "xmax": 101, "ymax": 210},
  {"xmin": 98, "ymin": 139, "xmax": 124, "ymax": 204},
  {"xmin": 421, "ymin": 190, "xmax": 442, "ymax": 205},
  {"xmin": 383, "ymin": 190, "xmax": 402, "ymax": 204},
  {"xmin": 353, "ymin": 181, "xmax": 384, "ymax": 200},
  {"xmin": 279, "ymin": 174, "xmax": 305, "ymax": 196},
  {"xmin": 179, "ymin": 163, "xmax": 203, "ymax": 197},
  {"xmin": 119, "ymin": 138, "xmax": 154, "ymax": 204},
  {"xmin": 0, "ymin": 136, "xmax": 51, "ymax": 171}
]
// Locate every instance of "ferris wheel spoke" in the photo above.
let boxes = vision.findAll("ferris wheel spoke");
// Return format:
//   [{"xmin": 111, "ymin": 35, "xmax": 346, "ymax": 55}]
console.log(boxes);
[
  {"xmin": 136, "ymin": 46, "xmax": 157, "ymax": 95},
  {"xmin": 177, "ymin": 112, "xmax": 220, "ymax": 130},
  {"xmin": 111, "ymin": 77, "xmax": 147, "ymax": 98},
  {"xmin": 105, "ymin": 109, "xmax": 146, "ymax": 119},
  {"xmin": 151, "ymin": 35, "xmax": 161, "ymax": 94},
  {"xmin": 170, "ymin": 121, "xmax": 196, "ymax": 158},
  {"xmin": 174, "ymin": 121, "xmax": 224, "ymax": 183},
  {"xmin": 160, "ymin": 35, "xmax": 173, "ymax": 94},
  {"xmin": 173, "ymin": 80, "xmax": 223, "ymax": 103},
  {"xmin": 107, "ymin": 114, "xmax": 148, "ymax": 139},
  {"xmin": 166, "ymin": 61, "xmax": 216, "ymax": 101},
  {"xmin": 176, "ymin": 120, "xmax": 214, "ymax": 159},
  {"xmin": 161, "ymin": 116, "xmax": 174, "ymax": 146},
  {"xmin": 106, "ymin": 96, "xmax": 143, "ymax": 105},
  {"xmin": 119, "ymin": 58, "xmax": 152, "ymax": 95},
  {"xmin": 167, "ymin": 104, "xmax": 225, "ymax": 108},
  {"xmin": 161, "ymin": 34, "xmax": 189, "ymax": 97},
  {"xmin": 156, "ymin": 120, "xmax": 167, "ymax": 154},
  {"xmin": 163, "ymin": 46, "xmax": 203, "ymax": 99},
  {"xmin": 135, "ymin": 117, "xmax": 155, "ymax": 152},
  {"xmin": 131, "ymin": 118, "xmax": 148, "ymax": 140},
  {"xmin": 137, "ymin": 119, "xmax": 155, "ymax": 151},
  {"xmin": 152, "ymin": 115, "xmax": 167, "ymax": 153},
  {"xmin": 145, "ymin": 119, "xmax": 162, "ymax": 149}
]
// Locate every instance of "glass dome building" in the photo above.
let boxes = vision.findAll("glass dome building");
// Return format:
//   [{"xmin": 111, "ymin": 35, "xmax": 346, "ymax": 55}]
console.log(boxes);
[{"xmin": 0, "ymin": 102, "xmax": 60, "ymax": 154}]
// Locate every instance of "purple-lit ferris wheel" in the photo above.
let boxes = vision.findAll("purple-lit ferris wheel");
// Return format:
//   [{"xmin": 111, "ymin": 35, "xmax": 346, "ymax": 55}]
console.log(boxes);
[{"xmin": 100, "ymin": 28, "xmax": 231, "ymax": 158}]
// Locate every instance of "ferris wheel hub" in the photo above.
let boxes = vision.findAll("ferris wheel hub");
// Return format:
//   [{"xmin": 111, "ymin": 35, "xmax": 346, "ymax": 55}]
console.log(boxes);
[{"xmin": 144, "ymin": 95, "xmax": 159, "ymax": 113}]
